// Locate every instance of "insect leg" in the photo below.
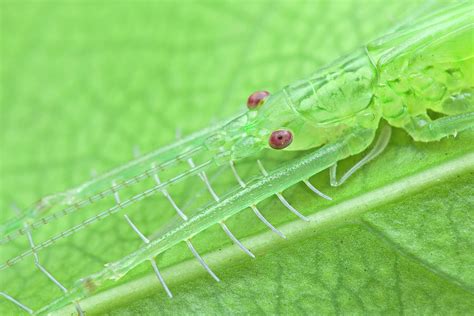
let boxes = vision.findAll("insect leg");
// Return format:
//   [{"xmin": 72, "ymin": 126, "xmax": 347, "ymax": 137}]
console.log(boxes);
[
  {"xmin": 189, "ymin": 158, "xmax": 254, "ymax": 257},
  {"xmin": 123, "ymin": 215, "xmax": 173, "ymax": 298},
  {"xmin": 0, "ymin": 292, "xmax": 33, "ymax": 314},
  {"xmin": 402, "ymin": 112, "xmax": 474, "ymax": 142},
  {"xmin": 24, "ymin": 221, "xmax": 84, "ymax": 315},
  {"xmin": 7, "ymin": 204, "xmax": 84, "ymax": 314},
  {"xmin": 303, "ymin": 180, "xmax": 332, "ymax": 200},
  {"xmin": 64, "ymin": 128, "xmax": 379, "ymax": 300},
  {"xmin": 124, "ymin": 215, "xmax": 150, "ymax": 244},
  {"xmin": 257, "ymin": 160, "xmax": 309, "ymax": 222},
  {"xmin": 219, "ymin": 222, "xmax": 255, "ymax": 258},
  {"xmin": 330, "ymin": 124, "xmax": 392, "ymax": 186},
  {"xmin": 185, "ymin": 240, "xmax": 220, "ymax": 282},
  {"xmin": 1, "ymin": 160, "xmax": 214, "ymax": 271},
  {"xmin": 187, "ymin": 158, "xmax": 220, "ymax": 202},
  {"xmin": 229, "ymin": 161, "xmax": 286, "ymax": 239},
  {"xmin": 151, "ymin": 163, "xmax": 188, "ymax": 221}
]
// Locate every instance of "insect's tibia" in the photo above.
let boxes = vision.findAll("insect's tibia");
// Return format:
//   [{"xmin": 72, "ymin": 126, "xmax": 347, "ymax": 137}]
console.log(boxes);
[
  {"xmin": 0, "ymin": 292, "xmax": 34, "ymax": 314},
  {"xmin": 151, "ymin": 163, "xmax": 188, "ymax": 221},
  {"xmin": 124, "ymin": 215, "xmax": 150, "ymax": 244}
]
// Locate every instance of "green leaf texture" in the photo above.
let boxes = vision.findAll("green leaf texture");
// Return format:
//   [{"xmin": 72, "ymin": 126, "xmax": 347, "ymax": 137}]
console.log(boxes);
[{"xmin": 1, "ymin": 0, "xmax": 472, "ymax": 315}]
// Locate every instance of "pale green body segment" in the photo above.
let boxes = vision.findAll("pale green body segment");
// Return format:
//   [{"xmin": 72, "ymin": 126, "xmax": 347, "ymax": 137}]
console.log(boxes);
[
  {"xmin": 1, "ymin": 2, "xmax": 473, "ymax": 315},
  {"xmin": 230, "ymin": 1, "xmax": 473, "ymax": 156}
]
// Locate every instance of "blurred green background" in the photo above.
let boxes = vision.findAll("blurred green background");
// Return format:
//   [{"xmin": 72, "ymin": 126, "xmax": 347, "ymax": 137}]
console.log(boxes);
[{"xmin": 1, "ymin": 0, "xmax": 473, "ymax": 315}]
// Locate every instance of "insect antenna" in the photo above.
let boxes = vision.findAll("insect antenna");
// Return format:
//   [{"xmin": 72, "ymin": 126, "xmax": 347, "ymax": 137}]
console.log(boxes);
[
  {"xmin": 0, "ymin": 292, "xmax": 33, "ymax": 314},
  {"xmin": 229, "ymin": 161, "xmax": 286, "ymax": 239},
  {"xmin": 185, "ymin": 239, "xmax": 220, "ymax": 282},
  {"xmin": 189, "ymin": 158, "xmax": 255, "ymax": 258},
  {"xmin": 0, "ymin": 145, "xmax": 206, "ymax": 246},
  {"xmin": 0, "ymin": 159, "xmax": 215, "ymax": 271},
  {"xmin": 257, "ymin": 160, "xmax": 309, "ymax": 222},
  {"xmin": 123, "ymin": 215, "xmax": 173, "ymax": 298}
]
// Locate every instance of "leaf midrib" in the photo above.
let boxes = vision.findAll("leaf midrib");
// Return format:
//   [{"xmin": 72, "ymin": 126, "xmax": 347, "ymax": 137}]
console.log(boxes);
[{"xmin": 53, "ymin": 152, "xmax": 474, "ymax": 315}]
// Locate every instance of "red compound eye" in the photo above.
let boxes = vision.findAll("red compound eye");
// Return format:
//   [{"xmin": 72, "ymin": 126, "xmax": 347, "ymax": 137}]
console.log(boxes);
[
  {"xmin": 269, "ymin": 130, "xmax": 293, "ymax": 149},
  {"xmin": 247, "ymin": 91, "xmax": 270, "ymax": 109}
]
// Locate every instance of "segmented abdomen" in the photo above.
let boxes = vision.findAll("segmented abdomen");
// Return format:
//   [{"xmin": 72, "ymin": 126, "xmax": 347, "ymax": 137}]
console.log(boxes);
[{"xmin": 371, "ymin": 2, "xmax": 474, "ymax": 126}]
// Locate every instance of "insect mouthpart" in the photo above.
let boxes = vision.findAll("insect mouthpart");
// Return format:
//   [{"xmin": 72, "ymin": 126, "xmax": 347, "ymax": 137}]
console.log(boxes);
[
  {"xmin": 269, "ymin": 130, "xmax": 293, "ymax": 149},
  {"xmin": 247, "ymin": 90, "xmax": 270, "ymax": 109}
]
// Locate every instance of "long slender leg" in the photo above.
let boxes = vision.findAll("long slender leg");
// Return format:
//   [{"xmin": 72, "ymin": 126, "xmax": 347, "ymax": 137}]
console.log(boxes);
[
  {"xmin": 10, "ymin": 204, "xmax": 84, "ymax": 315},
  {"xmin": 189, "ymin": 158, "xmax": 254, "ymax": 257},
  {"xmin": 151, "ymin": 163, "xmax": 188, "ymax": 221},
  {"xmin": 25, "ymin": 225, "xmax": 84, "ymax": 315},
  {"xmin": 187, "ymin": 158, "xmax": 220, "ymax": 202},
  {"xmin": 229, "ymin": 161, "xmax": 286, "ymax": 239},
  {"xmin": 330, "ymin": 125, "xmax": 392, "ymax": 187},
  {"xmin": 0, "ymin": 292, "xmax": 33, "ymax": 314},
  {"xmin": 123, "ymin": 214, "xmax": 173, "ymax": 298},
  {"xmin": 402, "ymin": 112, "xmax": 474, "ymax": 142},
  {"xmin": 220, "ymin": 222, "xmax": 255, "ymax": 258},
  {"xmin": 257, "ymin": 160, "xmax": 309, "ymax": 221},
  {"xmin": 71, "ymin": 127, "xmax": 380, "ymax": 290},
  {"xmin": 303, "ymin": 180, "xmax": 332, "ymax": 200},
  {"xmin": 186, "ymin": 239, "xmax": 220, "ymax": 282}
]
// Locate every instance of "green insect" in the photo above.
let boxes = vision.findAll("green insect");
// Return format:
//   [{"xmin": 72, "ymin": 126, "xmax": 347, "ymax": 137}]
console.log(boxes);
[{"xmin": 1, "ymin": 2, "xmax": 473, "ymax": 314}]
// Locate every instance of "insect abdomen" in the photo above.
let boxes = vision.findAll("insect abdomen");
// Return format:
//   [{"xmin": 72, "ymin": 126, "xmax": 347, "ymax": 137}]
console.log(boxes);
[{"xmin": 371, "ymin": 2, "xmax": 474, "ymax": 127}]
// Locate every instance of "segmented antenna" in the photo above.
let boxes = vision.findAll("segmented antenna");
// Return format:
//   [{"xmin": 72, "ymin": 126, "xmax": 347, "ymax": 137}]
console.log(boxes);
[
  {"xmin": 257, "ymin": 160, "xmax": 309, "ymax": 222},
  {"xmin": 0, "ymin": 145, "xmax": 204, "ymax": 245},
  {"xmin": 1, "ymin": 160, "xmax": 213, "ymax": 271},
  {"xmin": 189, "ymin": 158, "xmax": 255, "ymax": 258},
  {"xmin": 229, "ymin": 161, "xmax": 286, "ymax": 239},
  {"xmin": 0, "ymin": 292, "xmax": 33, "ymax": 314}
]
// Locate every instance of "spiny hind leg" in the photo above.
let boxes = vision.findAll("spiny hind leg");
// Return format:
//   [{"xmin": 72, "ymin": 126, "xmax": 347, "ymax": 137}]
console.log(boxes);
[
  {"xmin": 402, "ymin": 112, "xmax": 474, "ymax": 142},
  {"xmin": 330, "ymin": 124, "xmax": 391, "ymax": 187}
]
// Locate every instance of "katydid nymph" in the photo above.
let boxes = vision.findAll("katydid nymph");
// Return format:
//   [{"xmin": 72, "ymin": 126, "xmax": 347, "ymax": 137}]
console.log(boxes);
[{"xmin": 1, "ymin": 2, "xmax": 473, "ymax": 314}]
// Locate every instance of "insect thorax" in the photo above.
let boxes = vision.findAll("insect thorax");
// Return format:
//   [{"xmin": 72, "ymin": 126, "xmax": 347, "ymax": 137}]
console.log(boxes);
[{"xmin": 283, "ymin": 48, "xmax": 380, "ymax": 142}]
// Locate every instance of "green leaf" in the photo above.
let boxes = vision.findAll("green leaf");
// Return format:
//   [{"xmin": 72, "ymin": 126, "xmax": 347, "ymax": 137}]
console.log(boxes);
[{"xmin": 1, "ymin": 1, "xmax": 472, "ymax": 315}]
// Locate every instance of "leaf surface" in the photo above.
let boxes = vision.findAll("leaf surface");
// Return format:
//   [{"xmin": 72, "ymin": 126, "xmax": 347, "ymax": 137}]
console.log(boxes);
[{"xmin": 0, "ymin": 0, "xmax": 472, "ymax": 315}]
